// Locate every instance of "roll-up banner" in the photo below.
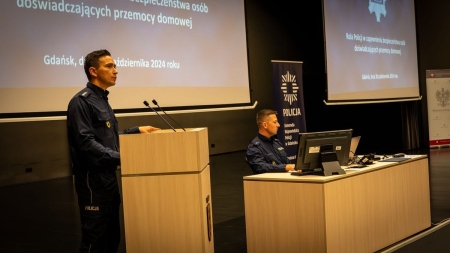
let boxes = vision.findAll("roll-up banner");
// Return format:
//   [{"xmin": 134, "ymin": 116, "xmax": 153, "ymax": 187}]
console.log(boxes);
[
  {"xmin": 426, "ymin": 69, "xmax": 450, "ymax": 148},
  {"xmin": 271, "ymin": 60, "xmax": 307, "ymax": 162}
]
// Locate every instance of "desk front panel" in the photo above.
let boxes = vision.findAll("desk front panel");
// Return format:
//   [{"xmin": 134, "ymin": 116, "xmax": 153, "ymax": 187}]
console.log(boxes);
[
  {"xmin": 324, "ymin": 158, "xmax": 430, "ymax": 253},
  {"xmin": 244, "ymin": 181, "xmax": 326, "ymax": 253},
  {"xmin": 243, "ymin": 157, "xmax": 431, "ymax": 253}
]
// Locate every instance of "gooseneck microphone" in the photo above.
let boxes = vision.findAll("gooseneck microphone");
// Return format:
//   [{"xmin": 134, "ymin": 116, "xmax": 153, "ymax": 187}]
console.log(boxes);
[
  {"xmin": 143, "ymin": 100, "xmax": 176, "ymax": 132},
  {"xmin": 152, "ymin": 99, "xmax": 186, "ymax": 132}
]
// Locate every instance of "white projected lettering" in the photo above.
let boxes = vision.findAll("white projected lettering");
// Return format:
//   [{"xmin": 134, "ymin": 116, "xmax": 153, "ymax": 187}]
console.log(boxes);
[
  {"xmin": 43, "ymin": 55, "xmax": 77, "ymax": 66},
  {"xmin": 323, "ymin": 0, "xmax": 420, "ymax": 102},
  {"xmin": 0, "ymin": 0, "xmax": 250, "ymax": 113},
  {"xmin": 13, "ymin": 0, "xmax": 201, "ymax": 74},
  {"xmin": 16, "ymin": 0, "xmax": 200, "ymax": 27}
]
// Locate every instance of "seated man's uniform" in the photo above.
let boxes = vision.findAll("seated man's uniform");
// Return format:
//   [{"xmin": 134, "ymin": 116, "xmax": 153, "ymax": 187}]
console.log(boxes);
[{"xmin": 246, "ymin": 133, "xmax": 292, "ymax": 174}]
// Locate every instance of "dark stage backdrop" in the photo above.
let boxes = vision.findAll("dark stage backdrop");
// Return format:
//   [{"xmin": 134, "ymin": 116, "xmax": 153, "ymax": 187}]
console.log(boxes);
[{"xmin": 1, "ymin": 0, "xmax": 440, "ymax": 187}]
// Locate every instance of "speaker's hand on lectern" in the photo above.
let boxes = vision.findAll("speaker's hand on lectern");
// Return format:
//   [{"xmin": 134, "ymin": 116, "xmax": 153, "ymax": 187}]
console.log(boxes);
[{"xmin": 139, "ymin": 126, "xmax": 160, "ymax": 133}]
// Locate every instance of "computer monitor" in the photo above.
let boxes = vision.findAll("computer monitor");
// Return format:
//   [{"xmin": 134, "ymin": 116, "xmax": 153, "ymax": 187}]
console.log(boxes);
[{"xmin": 296, "ymin": 129, "xmax": 353, "ymax": 171}]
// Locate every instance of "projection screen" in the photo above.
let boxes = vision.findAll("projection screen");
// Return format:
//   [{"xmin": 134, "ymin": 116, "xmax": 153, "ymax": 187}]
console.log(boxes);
[
  {"xmin": 0, "ymin": 0, "xmax": 250, "ymax": 115},
  {"xmin": 322, "ymin": 0, "xmax": 420, "ymax": 104}
]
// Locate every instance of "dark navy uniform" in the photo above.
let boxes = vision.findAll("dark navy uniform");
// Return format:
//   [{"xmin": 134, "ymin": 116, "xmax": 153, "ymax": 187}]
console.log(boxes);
[
  {"xmin": 246, "ymin": 133, "xmax": 292, "ymax": 174},
  {"xmin": 67, "ymin": 82, "xmax": 140, "ymax": 253}
]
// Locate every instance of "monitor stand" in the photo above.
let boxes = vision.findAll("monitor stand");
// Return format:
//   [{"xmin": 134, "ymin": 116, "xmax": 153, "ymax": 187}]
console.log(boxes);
[{"xmin": 320, "ymin": 151, "xmax": 346, "ymax": 176}]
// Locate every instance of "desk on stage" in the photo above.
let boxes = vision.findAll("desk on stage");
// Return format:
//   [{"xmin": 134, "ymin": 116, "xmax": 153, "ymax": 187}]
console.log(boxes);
[{"xmin": 243, "ymin": 156, "xmax": 430, "ymax": 253}]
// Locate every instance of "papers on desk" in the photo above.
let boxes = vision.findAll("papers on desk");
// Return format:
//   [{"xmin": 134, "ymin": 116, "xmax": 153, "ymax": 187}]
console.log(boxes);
[
  {"xmin": 379, "ymin": 154, "xmax": 426, "ymax": 162},
  {"xmin": 405, "ymin": 155, "xmax": 424, "ymax": 158}
]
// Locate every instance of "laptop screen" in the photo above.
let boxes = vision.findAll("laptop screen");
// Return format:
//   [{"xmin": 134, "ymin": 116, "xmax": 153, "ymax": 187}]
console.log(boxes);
[{"xmin": 349, "ymin": 136, "xmax": 361, "ymax": 158}]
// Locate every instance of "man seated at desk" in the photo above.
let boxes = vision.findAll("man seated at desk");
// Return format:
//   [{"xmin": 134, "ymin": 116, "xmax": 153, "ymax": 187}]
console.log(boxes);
[{"xmin": 246, "ymin": 109, "xmax": 297, "ymax": 174}]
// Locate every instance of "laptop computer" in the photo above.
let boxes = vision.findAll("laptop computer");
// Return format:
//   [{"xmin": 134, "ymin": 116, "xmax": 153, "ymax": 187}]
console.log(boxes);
[{"xmin": 349, "ymin": 136, "xmax": 361, "ymax": 159}]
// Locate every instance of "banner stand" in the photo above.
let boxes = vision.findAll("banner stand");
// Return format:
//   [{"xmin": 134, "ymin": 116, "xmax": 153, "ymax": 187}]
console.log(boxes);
[
  {"xmin": 271, "ymin": 60, "xmax": 307, "ymax": 163},
  {"xmin": 425, "ymin": 69, "xmax": 450, "ymax": 148}
]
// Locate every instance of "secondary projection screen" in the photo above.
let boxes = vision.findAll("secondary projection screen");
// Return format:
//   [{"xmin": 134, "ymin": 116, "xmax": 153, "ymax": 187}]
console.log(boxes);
[
  {"xmin": 323, "ymin": 0, "xmax": 420, "ymax": 103},
  {"xmin": 0, "ymin": 0, "xmax": 250, "ymax": 114}
]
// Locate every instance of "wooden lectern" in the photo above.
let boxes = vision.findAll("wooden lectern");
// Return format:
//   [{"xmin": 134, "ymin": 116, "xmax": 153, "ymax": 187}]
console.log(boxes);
[{"xmin": 119, "ymin": 128, "xmax": 214, "ymax": 253}]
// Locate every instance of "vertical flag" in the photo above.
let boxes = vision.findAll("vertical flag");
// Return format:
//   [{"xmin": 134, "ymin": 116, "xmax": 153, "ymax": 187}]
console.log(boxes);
[{"xmin": 271, "ymin": 60, "xmax": 307, "ymax": 163}]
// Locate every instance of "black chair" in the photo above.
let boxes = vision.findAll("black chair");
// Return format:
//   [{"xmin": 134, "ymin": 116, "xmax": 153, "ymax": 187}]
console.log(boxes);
[{"xmin": 244, "ymin": 157, "xmax": 257, "ymax": 174}]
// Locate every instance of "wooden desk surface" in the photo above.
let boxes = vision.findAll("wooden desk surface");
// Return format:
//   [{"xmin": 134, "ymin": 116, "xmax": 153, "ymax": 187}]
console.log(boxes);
[{"xmin": 243, "ymin": 155, "xmax": 428, "ymax": 183}]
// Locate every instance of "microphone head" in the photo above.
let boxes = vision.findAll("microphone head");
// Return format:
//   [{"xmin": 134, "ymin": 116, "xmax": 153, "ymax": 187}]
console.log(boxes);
[
  {"xmin": 143, "ymin": 101, "xmax": 149, "ymax": 106},
  {"xmin": 152, "ymin": 99, "xmax": 158, "ymax": 105}
]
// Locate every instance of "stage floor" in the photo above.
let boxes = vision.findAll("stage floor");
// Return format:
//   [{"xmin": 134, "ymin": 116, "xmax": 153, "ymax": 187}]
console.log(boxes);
[{"xmin": 0, "ymin": 148, "xmax": 449, "ymax": 253}]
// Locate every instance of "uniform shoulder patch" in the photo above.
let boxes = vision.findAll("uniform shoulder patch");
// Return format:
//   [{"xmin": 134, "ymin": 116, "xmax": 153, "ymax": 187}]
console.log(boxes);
[
  {"xmin": 78, "ymin": 90, "xmax": 91, "ymax": 98},
  {"xmin": 248, "ymin": 141, "xmax": 260, "ymax": 148},
  {"xmin": 274, "ymin": 139, "xmax": 282, "ymax": 145}
]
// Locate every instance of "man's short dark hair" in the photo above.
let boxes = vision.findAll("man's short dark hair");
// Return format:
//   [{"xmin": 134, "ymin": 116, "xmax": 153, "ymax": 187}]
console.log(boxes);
[
  {"xmin": 84, "ymin": 49, "xmax": 111, "ymax": 81},
  {"xmin": 256, "ymin": 109, "xmax": 277, "ymax": 126}
]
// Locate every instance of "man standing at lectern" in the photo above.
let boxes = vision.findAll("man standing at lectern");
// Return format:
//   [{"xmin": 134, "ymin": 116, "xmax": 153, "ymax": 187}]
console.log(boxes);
[
  {"xmin": 246, "ymin": 109, "xmax": 297, "ymax": 174},
  {"xmin": 67, "ymin": 49, "xmax": 159, "ymax": 253}
]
